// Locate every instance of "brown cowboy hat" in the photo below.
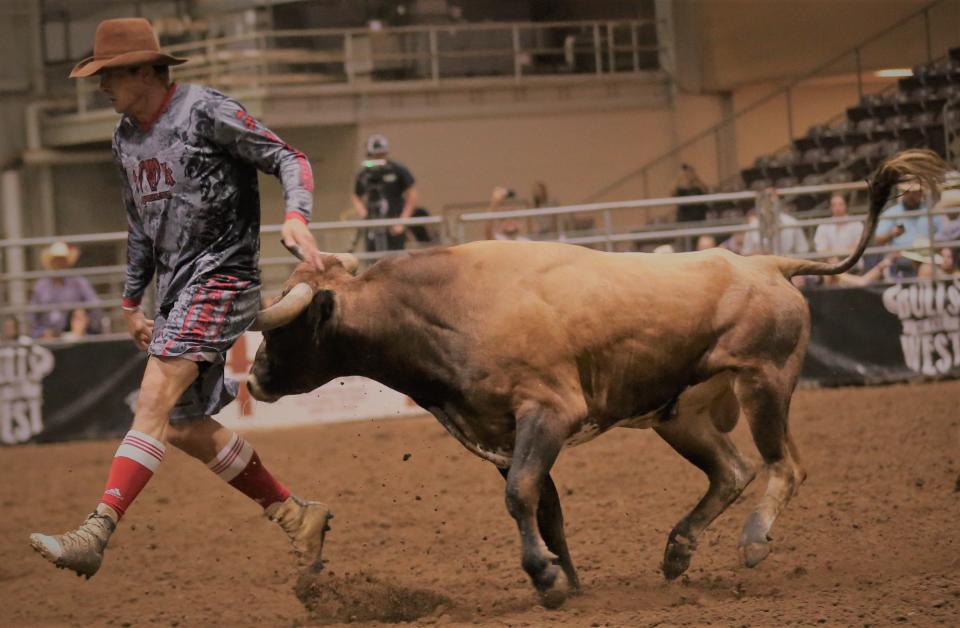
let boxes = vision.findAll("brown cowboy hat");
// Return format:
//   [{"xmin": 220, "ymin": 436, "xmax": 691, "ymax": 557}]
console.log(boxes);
[{"xmin": 69, "ymin": 18, "xmax": 187, "ymax": 79}]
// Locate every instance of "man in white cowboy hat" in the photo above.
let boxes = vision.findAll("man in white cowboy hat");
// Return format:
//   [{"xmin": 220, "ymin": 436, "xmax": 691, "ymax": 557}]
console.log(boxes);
[
  {"xmin": 899, "ymin": 236, "xmax": 944, "ymax": 279},
  {"xmin": 29, "ymin": 241, "xmax": 102, "ymax": 339},
  {"xmin": 30, "ymin": 18, "xmax": 332, "ymax": 579}
]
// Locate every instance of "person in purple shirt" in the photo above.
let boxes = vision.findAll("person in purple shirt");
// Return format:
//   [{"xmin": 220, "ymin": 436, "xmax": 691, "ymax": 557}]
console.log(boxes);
[{"xmin": 29, "ymin": 242, "xmax": 102, "ymax": 339}]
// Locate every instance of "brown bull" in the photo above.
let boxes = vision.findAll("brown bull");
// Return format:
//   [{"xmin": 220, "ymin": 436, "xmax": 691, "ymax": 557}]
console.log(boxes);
[{"xmin": 247, "ymin": 151, "xmax": 945, "ymax": 608}]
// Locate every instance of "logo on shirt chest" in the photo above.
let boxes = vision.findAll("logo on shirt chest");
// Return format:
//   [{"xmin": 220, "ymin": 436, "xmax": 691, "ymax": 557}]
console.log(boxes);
[{"xmin": 132, "ymin": 158, "xmax": 176, "ymax": 203}]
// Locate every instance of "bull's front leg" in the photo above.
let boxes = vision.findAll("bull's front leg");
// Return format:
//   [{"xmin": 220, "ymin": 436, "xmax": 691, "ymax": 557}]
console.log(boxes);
[
  {"xmin": 503, "ymin": 412, "xmax": 571, "ymax": 609},
  {"xmin": 497, "ymin": 468, "xmax": 580, "ymax": 593}
]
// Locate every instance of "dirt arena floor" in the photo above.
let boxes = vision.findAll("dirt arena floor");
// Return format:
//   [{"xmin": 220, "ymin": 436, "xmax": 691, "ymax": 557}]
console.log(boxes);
[{"xmin": 2, "ymin": 380, "xmax": 959, "ymax": 627}]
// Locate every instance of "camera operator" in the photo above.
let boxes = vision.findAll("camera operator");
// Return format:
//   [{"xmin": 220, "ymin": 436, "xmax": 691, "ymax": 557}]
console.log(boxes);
[{"xmin": 351, "ymin": 134, "xmax": 418, "ymax": 252}]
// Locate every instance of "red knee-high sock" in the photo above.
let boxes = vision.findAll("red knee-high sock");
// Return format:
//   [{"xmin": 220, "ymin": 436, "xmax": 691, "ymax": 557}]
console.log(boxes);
[
  {"xmin": 100, "ymin": 430, "xmax": 165, "ymax": 519},
  {"xmin": 207, "ymin": 433, "xmax": 290, "ymax": 509}
]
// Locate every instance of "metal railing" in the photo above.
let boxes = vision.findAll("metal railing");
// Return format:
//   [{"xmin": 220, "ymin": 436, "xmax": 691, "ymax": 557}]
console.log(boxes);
[
  {"xmin": 583, "ymin": 0, "xmax": 954, "ymax": 203},
  {"xmin": 3, "ymin": 179, "xmax": 958, "ymax": 339},
  {"xmin": 64, "ymin": 19, "xmax": 661, "ymax": 117}
]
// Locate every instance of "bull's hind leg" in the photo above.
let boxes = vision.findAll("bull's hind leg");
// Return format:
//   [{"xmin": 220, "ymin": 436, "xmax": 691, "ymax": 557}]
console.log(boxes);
[
  {"xmin": 654, "ymin": 399, "xmax": 756, "ymax": 580},
  {"xmin": 503, "ymin": 411, "xmax": 572, "ymax": 608},
  {"xmin": 498, "ymin": 468, "xmax": 580, "ymax": 592},
  {"xmin": 734, "ymin": 363, "xmax": 806, "ymax": 568}
]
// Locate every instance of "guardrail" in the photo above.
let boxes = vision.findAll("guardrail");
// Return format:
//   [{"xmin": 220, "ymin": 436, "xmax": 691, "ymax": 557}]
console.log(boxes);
[
  {"xmin": 66, "ymin": 19, "xmax": 661, "ymax": 117},
  {"xmin": 2, "ymin": 180, "xmax": 957, "ymax": 337}
]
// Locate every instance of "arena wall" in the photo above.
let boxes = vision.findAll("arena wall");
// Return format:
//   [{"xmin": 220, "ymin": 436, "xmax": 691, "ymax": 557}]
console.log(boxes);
[{"xmin": 674, "ymin": 0, "xmax": 960, "ymax": 92}]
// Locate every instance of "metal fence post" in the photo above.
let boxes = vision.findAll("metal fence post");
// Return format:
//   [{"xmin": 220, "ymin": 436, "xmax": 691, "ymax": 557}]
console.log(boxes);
[
  {"xmin": 429, "ymin": 28, "xmax": 440, "ymax": 83},
  {"xmin": 511, "ymin": 24, "xmax": 521, "ymax": 82},
  {"xmin": 593, "ymin": 23, "xmax": 602, "ymax": 75},
  {"xmin": 1, "ymin": 171, "xmax": 27, "ymax": 321},
  {"xmin": 603, "ymin": 209, "xmax": 613, "ymax": 251},
  {"xmin": 785, "ymin": 87, "xmax": 794, "ymax": 141},
  {"xmin": 606, "ymin": 22, "xmax": 616, "ymax": 73},
  {"xmin": 631, "ymin": 22, "xmax": 639, "ymax": 72},
  {"xmin": 855, "ymin": 47, "xmax": 863, "ymax": 101},
  {"xmin": 258, "ymin": 33, "xmax": 268, "ymax": 85},
  {"xmin": 344, "ymin": 33, "xmax": 354, "ymax": 84},
  {"xmin": 714, "ymin": 128, "xmax": 723, "ymax": 185}
]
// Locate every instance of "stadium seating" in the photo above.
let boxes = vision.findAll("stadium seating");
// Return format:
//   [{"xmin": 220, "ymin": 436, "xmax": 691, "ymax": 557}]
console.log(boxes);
[{"xmin": 738, "ymin": 47, "xmax": 960, "ymax": 213}]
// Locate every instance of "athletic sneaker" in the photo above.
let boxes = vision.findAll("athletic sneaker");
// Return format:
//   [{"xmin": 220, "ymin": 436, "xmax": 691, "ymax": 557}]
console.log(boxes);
[
  {"xmin": 29, "ymin": 512, "xmax": 116, "ymax": 579},
  {"xmin": 265, "ymin": 495, "xmax": 333, "ymax": 569}
]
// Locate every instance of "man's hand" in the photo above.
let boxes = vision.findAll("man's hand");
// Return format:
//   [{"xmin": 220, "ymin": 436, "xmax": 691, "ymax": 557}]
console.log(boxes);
[
  {"xmin": 491, "ymin": 186, "xmax": 510, "ymax": 204},
  {"xmin": 124, "ymin": 309, "xmax": 154, "ymax": 351},
  {"xmin": 390, "ymin": 224, "xmax": 405, "ymax": 236},
  {"xmin": 281, "ymin": 217, "xmax": 325, "ymax": 271}
]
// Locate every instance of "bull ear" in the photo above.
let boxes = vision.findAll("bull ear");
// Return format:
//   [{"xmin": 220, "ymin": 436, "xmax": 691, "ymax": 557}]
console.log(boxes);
[
  {"xmin": 335, "ymin": 254, "xmax": 360, "ymax": 274},
  {"xmin": 309, "ymin": 289, "xmax": 337, "ymax": 338}
]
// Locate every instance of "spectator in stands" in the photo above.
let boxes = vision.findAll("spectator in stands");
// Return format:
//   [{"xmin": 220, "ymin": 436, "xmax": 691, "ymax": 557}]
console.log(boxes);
[
  {"xmin": 29, "ymin": 242, "xmax": 102, "ymax": 339},
  {"xmin": 720, "ymin": 231, "xmax": 745, "ymax": 254},
  {"xmin": 407, "ymin": 207, "xmax": 439, "ymax": 247},
  {"xmin": 532, "ymin": 181, "xmax": 556, "ymax": 209},
  {"xmin": 875, "ymin": 180, "xmax": 943, "ymax": 249},
  {"xmin": 814, "ymin": 194, "xmax": 863, "ymax": 258},
  {"xmin": 531, "ymin": 180, "xmax": 560, "ymax": 235},
  {"xmin": 486, "ymin": 187, "xmax": 530, "ymax": 241},
  {"xmin": 818, "ymin": 253, "xmax": 896, "ymax": 287},
  {"xmin": 696, "ymin": 235, "xmax": 718, "ymax": 251},
  {"xmin": 934, "ymin": 173, "xmax": 960, "ymax": 243},
  {"xmin": 938, "ymin": 246, "xmax": 959, "ymax": 276},
  {"xmin": 351, "ymin": 134, "xmax": 418, "ymax": 253},
  {"xmin": 60, "ymin": 308, "xmax": 91, "ymax": 342},
  {"xmin": 741, "ymin": 189, "xmax": 811, "ymax": 256},
  {"xmin": 898, "ymin": 237, "xmax": 943, "ymax": 280},
  {"xmin": 1, "ymin": 316, "xmax": 30, "ymax": 344},
  {"xmin": 674, "ymin": 163, "xmax": 709, "ymax": 223},
  {"xmin": 936, "ymin": 214, "xmax": 960, "ymax": 243}
]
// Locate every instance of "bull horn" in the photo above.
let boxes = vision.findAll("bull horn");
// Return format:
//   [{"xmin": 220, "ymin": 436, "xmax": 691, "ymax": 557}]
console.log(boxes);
[
  {"xmin": 334, "ymin": 253, "xmax": 359, "ymax": 274},
  {"xmin": 250, "ymin": 282, "xmax": 315, "ymax": 331}
]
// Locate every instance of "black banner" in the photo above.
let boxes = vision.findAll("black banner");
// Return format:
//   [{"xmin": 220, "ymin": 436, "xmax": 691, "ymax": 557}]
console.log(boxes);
[
  {"xmin": 802, "ymin": 278, "xmax": 960, "ymax": 385},
  {"xmin": 1, "ymin": 338, "xmax": 145, "ymax": 446}
]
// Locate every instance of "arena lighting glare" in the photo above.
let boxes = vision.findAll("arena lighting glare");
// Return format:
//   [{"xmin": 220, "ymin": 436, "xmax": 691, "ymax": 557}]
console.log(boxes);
[{"xmin": 875, "ymin": 68, "xmax": 913, "ymax": 78}]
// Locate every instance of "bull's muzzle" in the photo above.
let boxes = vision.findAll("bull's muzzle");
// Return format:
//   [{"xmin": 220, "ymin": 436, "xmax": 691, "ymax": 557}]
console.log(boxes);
[{"xmin": 246, "ymin": 373, "xmax": 280, "ymax": 403}]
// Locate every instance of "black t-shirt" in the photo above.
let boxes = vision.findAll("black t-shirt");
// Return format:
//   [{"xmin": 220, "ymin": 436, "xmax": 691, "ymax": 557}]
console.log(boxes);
[
  {"xmin": 675, "ymin": 184, "xmax": 708, "ymax": 222},
  {"xmin": 354, "ymin": 159, "xmax": 415, "ymax": 218}
]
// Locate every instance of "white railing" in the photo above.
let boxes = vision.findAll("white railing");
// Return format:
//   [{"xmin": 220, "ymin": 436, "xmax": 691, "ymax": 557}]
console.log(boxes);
[
  {"xmin": 4, "ymin": 179, "xmax": 958, "ymax": 335},
  {"xmin": 64, "ymin": 19, "xmax": 661, "ymax": 117}
]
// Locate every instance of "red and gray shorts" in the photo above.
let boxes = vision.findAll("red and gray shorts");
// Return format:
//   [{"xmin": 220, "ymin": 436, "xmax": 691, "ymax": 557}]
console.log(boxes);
[{"xmin": 148, "ymin": 273, "xmax": 259, "ymax": 421}]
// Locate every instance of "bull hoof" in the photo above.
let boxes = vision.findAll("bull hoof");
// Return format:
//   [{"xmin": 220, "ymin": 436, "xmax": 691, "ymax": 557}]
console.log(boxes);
[
  {"xmin": 537, "ymin": 569, "xmax": 569, "ymax": 610},
  {"xmin": 662, "ymin": 551, "xmax": 691, "ymax": 580},
  {"xmin": 662, "ymin": 534, "xmax": 696, "ymax": 580},
  {"xmin": 738, "ymin": 542, "xmax": 770, "ymax": 568}
]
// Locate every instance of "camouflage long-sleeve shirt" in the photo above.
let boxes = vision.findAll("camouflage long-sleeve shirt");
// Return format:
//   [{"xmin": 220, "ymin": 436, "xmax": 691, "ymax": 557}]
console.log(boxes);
[{"xmin": 113, "ymin": 83, "xmax": 313, "ymax": 311}]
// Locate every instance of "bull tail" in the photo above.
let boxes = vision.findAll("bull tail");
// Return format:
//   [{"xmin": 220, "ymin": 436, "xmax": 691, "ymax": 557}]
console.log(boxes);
[{"xmin": 777, "ymin": 149, "xmax": 948, "ymax": 277}]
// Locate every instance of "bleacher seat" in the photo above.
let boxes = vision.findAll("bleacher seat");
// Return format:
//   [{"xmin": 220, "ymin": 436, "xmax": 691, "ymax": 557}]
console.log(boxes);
[
  {"xmin": 802, "ymin": 147, "xmax": 826, "ymax": 163},
  {"xmin": 732, "ymin": 47, "xmax": 960, "ymax": 213},
  {"xmin": 828, "ymin": 144, "xmax": 852, "ymax": 162}
]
